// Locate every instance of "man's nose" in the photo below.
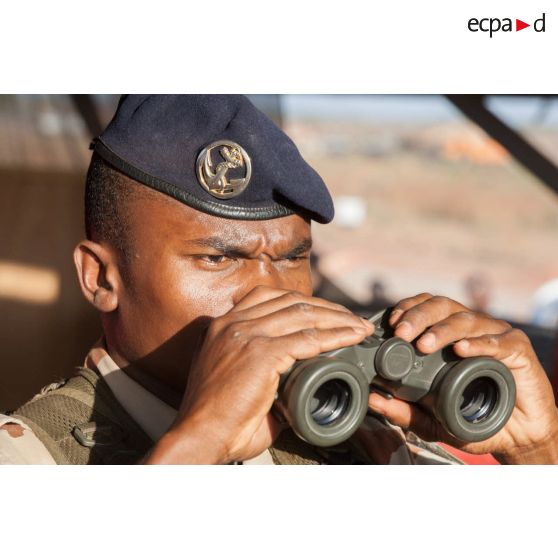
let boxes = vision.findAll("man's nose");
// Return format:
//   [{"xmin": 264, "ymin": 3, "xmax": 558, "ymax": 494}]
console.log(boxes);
[{"xmin": 231, "ymin": 258, "xmax": 289, "ymax": 304}]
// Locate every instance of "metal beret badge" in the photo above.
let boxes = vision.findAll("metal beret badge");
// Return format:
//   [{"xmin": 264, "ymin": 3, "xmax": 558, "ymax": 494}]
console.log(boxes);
[{"xmin": 196, "ymin": 140, "xmax": 252, "ymax": 199}]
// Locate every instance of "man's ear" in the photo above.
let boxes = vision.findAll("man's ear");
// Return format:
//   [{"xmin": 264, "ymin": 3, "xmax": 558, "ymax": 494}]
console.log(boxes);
[{"xmin": 73, "ymin": 240, "xmax": 120, "ymax": 312}]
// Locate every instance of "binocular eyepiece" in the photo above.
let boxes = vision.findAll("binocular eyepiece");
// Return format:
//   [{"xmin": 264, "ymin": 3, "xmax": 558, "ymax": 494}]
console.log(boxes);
[{"xmin": 274, "ymin": 308, "xmax": 516, "ymax": 447}]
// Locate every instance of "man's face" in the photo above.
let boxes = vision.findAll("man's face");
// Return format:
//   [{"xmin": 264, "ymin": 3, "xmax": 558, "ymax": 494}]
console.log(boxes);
[{"xmin": 106, "ymin": 189, "xmax": 313, "ymax": 392}]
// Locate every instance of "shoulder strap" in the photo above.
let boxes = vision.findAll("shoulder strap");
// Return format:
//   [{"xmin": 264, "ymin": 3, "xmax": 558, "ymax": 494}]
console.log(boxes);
[
  {"xmin": 269, "ymin": 429, "xmax": 323, "ymax": 464},
  {"xmin": 11, "ymin": 368, "xmax": 153, "ymax": 464},
  {"xmin": 268, "ymin": 428, "xmax": 379, "ymax": 465}
]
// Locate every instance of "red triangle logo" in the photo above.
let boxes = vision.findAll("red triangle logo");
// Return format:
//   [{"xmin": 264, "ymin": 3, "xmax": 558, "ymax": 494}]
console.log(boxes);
[{"xmin": 516, "ymin": 19, "xmax": 530, "ymax": 31}]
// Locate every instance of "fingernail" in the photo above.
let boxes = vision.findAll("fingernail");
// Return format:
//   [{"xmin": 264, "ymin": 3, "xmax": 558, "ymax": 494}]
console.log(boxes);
[
  {"xmin": 390, "ymin": 308, "xmax": 403, "ymax": 323},
  {"xmin": 360, "ymin": 317, "xmax": 373, "ymax": 329},
  {"xmin": 420, "ymin": 332, "xmax": 435, "ymax": 348},
  {"xmin": 457, "ymin": 339, "xmax": 469, "ymax": 350},
  {"xmin": 396, "ymin": 321, "xmax": 412, "ymax": 337},
  {"xmin": 354, "ymin": 327, "xmax": 368, "ymax": 335},
  {"xmin": 368, "ymin": 394, "xmax": 386, "ymax": 413}
]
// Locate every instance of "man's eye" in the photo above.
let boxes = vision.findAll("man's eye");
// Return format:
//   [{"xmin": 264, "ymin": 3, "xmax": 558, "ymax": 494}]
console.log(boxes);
[{"xmin": 200, "ymin": 255, "xmax": 229, "ymax": 264}]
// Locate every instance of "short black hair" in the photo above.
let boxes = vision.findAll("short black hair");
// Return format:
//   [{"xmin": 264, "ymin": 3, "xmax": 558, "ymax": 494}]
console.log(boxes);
[{"xmin": 85, "ymin": 153, "xmax": 134, "ymax": 257}]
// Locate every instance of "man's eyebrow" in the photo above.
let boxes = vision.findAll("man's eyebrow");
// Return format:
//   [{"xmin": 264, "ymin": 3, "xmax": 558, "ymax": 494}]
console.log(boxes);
[
  {"xmin": 279, "ymin": 238, "xmax": 313, "ymax": 259},
  {"xmin": 187, "ymin": 237, "xmax": 250, "ymax": 257},
  {"xmin": 186, "ymin": 237, "xmax": 312, "ymax": 259}
]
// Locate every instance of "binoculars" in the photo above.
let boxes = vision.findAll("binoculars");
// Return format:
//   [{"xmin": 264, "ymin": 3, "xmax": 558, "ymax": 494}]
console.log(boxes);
[{"xmin": 274, "ymin": 308, "xmax": 516, "ymax": 447}]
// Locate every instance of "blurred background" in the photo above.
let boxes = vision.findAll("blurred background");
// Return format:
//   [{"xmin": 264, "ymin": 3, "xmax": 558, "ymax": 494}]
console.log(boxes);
[{"xmin": 1, "ymin": 94, "xmax": 558, "ymax": 411}]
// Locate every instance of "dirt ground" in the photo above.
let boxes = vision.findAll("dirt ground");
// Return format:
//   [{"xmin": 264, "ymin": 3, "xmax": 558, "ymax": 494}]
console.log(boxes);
[{"xmin": 287, "ymin": 120, "xmax": 558, "ymax": 322}]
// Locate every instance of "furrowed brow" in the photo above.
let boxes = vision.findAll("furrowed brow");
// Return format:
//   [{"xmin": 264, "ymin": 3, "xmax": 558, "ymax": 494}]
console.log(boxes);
[
  {"xmin": 187, "ymin": 237, "xmax": 251, "ymax": 258},
  {"xmin": 187, "ymin": 236, "xmax": 312, "ymax": 259},
  {"xmin": 279, "ymin": 238, "xmax": 313, "ymax": 259}
]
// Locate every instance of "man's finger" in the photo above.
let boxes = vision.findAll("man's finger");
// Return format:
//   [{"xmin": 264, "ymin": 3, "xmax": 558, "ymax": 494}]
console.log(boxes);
[
  {"xmin": 269, "ymin": 326, "xmax": 371, "ymax": 369},
  {"xmin": 389, "ymin": 293, "xmax": 434, "ymax": 326},
  {"xmin": 453, "ymin": 329, "xmax": 535, "ymax": 368},
  {"xmin": 233, "ymin": 286, "xmax": 295, "ymax": 311},
  {"xmin": 392, "ymin": 296, "xmax": 467, "ymax": 342},
  {"xmin": 233, "ymin": 290, "xmax": 353, "ymax": 320},
  {"xmin": 368, "ymin": 393, "xmax": 445, "ymax": 443},
  {"xmin": 235, "ymin": 304, "xmax": 372, "ymax": 338},
  {"xmin": 415, "ymin": 312, "xmax": 511, "ymax": 354}
]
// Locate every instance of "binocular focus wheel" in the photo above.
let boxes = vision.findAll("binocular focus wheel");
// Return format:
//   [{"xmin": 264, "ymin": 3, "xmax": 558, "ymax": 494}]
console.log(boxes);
[
  {"xmin": 435, "ymin": 357, "xmax": 516, "ymax": 443},
  {"xmin": 375, "ymin": 337, "xmax": 415, "ymax": 381},
  {"xmin": 283, "ymin": 358, "xmax": 370, "ymax": 447}
]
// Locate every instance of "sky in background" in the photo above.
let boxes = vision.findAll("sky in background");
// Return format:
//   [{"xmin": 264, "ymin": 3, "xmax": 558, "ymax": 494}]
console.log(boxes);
[{"xmin": 281, "ymin": 94, "xmax": 558, "ymax": 128}]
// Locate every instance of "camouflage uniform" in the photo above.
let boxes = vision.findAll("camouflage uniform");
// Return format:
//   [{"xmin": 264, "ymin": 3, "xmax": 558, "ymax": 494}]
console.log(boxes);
[{"xmin": 0, "ymin": 341, "xmax": 461, "ymax": 465}]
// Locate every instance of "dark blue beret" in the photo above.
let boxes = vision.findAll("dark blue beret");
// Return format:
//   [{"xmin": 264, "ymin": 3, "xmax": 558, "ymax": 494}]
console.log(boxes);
[{"xmin": 92, "ymin": 95, "xmax": 334, "ymax": 224}]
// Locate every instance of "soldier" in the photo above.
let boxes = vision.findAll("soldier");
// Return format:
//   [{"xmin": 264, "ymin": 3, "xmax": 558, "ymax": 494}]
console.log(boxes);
[{"xmin": 1, "ymin": 95, "xmax": 557, "ymax": 464}]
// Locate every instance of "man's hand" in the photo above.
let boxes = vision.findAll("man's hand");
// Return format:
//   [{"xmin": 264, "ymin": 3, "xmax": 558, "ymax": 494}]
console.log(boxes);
[
  {"xmin": 145, "ymin": 286, "xmax": 373, "ymax": 464},
  {"xmin": 367, "ymin": 293, "xmax": 558, "ymax": 464}
]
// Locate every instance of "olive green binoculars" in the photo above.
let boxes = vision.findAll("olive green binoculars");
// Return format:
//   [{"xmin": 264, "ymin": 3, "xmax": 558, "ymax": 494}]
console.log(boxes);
[{"xmin": 274, "ymin": 308, "xmax": 516, "ymax": 447}]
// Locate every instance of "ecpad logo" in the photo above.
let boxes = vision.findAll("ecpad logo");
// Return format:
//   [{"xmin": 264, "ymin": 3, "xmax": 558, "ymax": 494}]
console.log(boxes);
[{"xmin": 468, "ymin": 13, "xmax": 546, "ymax": 37}]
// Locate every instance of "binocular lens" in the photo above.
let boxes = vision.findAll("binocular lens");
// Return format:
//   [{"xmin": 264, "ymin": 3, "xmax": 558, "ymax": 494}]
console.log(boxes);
[
  {"xmin": 310, "ymin": 379, "xmax": 352, "ymax": 426},
  {"xmin": 459, "ymin": 377, "xmax": 498, "ymax": 423}
]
